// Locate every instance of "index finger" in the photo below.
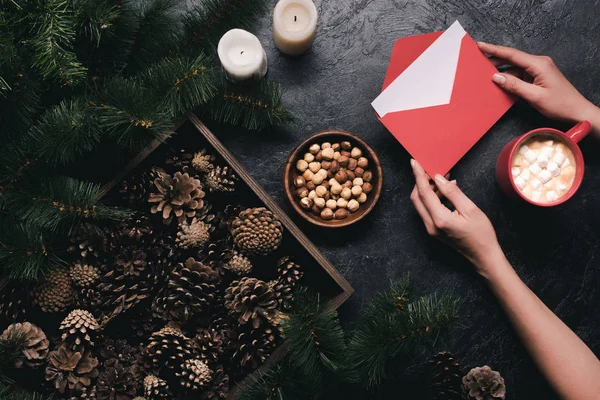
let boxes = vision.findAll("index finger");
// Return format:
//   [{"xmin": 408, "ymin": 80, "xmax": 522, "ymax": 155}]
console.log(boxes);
[
  {"xmin": 411, "ymin": 159, "xmax": 449, "ymax": 222},
  {"xmin": 478, "ymin": 42, "xmax": 542, "ymax": 75}
]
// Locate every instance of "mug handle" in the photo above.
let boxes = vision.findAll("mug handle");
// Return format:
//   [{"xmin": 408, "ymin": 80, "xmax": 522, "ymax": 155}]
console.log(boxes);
[{"xmin": 564, "ymin": 121, "xmax": 591, "ymax": 144}]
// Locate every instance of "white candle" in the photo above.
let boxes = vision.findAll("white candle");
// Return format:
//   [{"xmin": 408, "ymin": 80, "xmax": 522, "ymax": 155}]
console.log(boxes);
[
  {"xmin": 273, "ymin": 0, "xmax": 318, "ymax": 56},
  {"xmin": 217, "ymin": 29, "xmax": 268, "ymax": 82}
]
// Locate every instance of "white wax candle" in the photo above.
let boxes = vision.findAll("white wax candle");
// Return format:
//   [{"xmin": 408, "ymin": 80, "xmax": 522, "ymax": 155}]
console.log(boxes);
[
  {"xmin": 217, "ymin": 29, "xmax": 268, "ymax": 82},
  {"xmin": 273, "ymin": 0, "xmax": 318, "ymax": 56}
]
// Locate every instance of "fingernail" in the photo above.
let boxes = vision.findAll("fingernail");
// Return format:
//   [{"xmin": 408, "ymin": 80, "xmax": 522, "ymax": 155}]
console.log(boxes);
[
  {"xmin": 493, "ymin": 73, "xmax": 506, "ymax": 84},
  {"xmin": 478, "ymin": 41, "xmax": 488, "ymax": 45},
  {"xmin": 410, "ymin": 159, "xmax": 416, "ymax": 168},
  {"xmin": 435, "ymin": 174, "xmax": 448, "ymax": 185},
  {"xmin": 451, "ymin": 179, "xmax": 457, "ymax": 184}
]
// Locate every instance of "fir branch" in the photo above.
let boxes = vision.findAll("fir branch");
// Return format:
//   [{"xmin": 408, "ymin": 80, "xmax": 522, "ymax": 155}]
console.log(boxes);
[
  {"xmin": 348, "ymin": 279, "xmax": 461, "ymax": 388},
  {"xmin": 3, "ymin": 176, "xmax": 131, "ymax": 232},
  {"xmin": 207, "ymin": 79, "xmax": 294, "ymax": 131},
  {"xmin": 0, "ymin": 143, "xmax": 35, "ymax": 192},
  {"xmin": 234, "ymin": 364, "xmax": 310, "ymax": 400},
  {"xmin": 0, "ymin": 71, "xmax": 42, "ymax": 140},
  {"xmin": 72, "ymin": 0, "xmax": 120, "ymax": 46},
  {"xmin": 143, "ymin": 54, "xmax": 218, "ymax": 117},
  {"xmin": 95, "ymin": 77, "xmax": 173, "ymax": 150}
]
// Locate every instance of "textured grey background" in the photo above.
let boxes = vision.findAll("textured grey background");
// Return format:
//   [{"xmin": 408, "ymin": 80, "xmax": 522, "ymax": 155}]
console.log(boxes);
[{"xmin": 203, "ymin": 1, "xmax": 600, "ymax": 398}]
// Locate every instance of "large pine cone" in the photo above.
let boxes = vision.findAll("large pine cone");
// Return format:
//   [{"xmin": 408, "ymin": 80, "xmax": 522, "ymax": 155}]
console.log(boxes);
[
  {"xmin": 200, "ymin": 365, "xmax": 229, "ymax": 400},
  {"xmin": 0, "ymin": 322, "xmax": 49, "ymax": 368},
  {"xmin": 96, "ymin": 358, "xmax": 138, "ymax": 400},
  {"xmin": 191, "ymin": 149, "xmax": 215, "ymax": 174},
  {"xmin": 430, "ymin": 352, "xmax": 461, "ymax": 400},
  {"xmin": 45, "ymin": 345, "xmax": 99, "ymax": 394},
  {"xmin": 148, "ymin": 171, "xmax": 205, "ymax": 225},
  {"xmin": 177, "ymin": 359, "xmax": 212, "ymax": 390},
  {"xmin": 228, "ymin": 325, "xmax": 278, "ymax": 377},
  {"xmin": 462, "ymin": 366, "xmax": 506, "ymax": 400},
  {"xmin": 60, "ymin": 309, "xmax": 100, "ymax": 349},
  {"xmin": 225, "ymin": 277, "xmax": 277, "ymax": 329},
  {"xmin": 145, "ymin": 325, "xmax": 195, "ymax": 372},
  {"xmin": 152, "ymin": 257, "xmax": 219, "ymax": 323},
  {"xmin": 143, "ymin": 375, "xmax": 170, "ymax": 399},
  {"xmin": 176, "ymin": 211, "xmax": 216, "ymax": 250},
  {"xmin": 203, "ymin": 165, "xmax": 237, "ymax": 193},
  {"xmin": 229, "ymin": 207, "xmax": 283, "ymax": 256},
  {"xmin": 70, "ymin": 263, "xmax": 100, "ymax": 288},
  {"xmin": 31, "ymin": 269, "xmax": 74, "ymax": 313},
  {"xmin": 193, "ymin": 328, "xmax": 224, "ymax": 365}
]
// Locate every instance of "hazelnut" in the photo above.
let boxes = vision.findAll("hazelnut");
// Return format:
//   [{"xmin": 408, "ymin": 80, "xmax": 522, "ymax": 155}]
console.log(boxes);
[
  {"xmin": 322, "ymin": 147, "xmax": 334, "ymax": 160},
  {"xmin": 357, "ymin": 192, "xmax": 367, "ymax": 203},
  {"xmin": 318, "ymin": 169, "xmax": 328, "ymax": 179},
  {"xmin": 347, "ymin": 158, "xmax": 358, "ymax": 171},
  {"xmin": 321, "ymin": 161, "xmax": 332, "ymax": 170},
  {"xmin": 346, "ymin": 170, "xmax": 356, "ymax": 181},
  {"xmin": 337, "ymin": 156, "xmax": 349, "ymax": 168},
  {"xmin": 327, "ymin": 170, "xmax": 334, "ymax": 179},
  {"xmin": 342, "ymin": 181, "xmax": 352, "ymax": 188},
  {"xmin": 353, "ymin": 178, "xmax": 364, "ymax": 187},
  {"xmin": 336, "ymin": 198, "xmax": 348, "ymax": 208},
  {"xmin": 294, "ymin": 176, "xmax": 306, "ymax": 188},
  {"xmin": 308, "ymin": 161, "xmax": 321, "ymax": 173},
  {"xmin": 363, "ymin": 171, "xmax": 373, "ymax": 182},
  {"xmin": 341, "ymin": 150, "xmax": 351, "ymax": 158},
  {"xmin": 332, "ymin": 143, "xmax": 341, "ymax": 151},
  {"xmin": 354, "ymin": 167, "xmax": 364, "ymax": 177},
  {"xmin": 296, "ymin": 159, "xmax": 309, "ymax": 172},
  {"xmin": 335, "ymin": 170, "xmax": 347, "ymax": 184},
  {"xmin": 297, "ymin": 187, "xmax": 309, "ymax": 198},
  {"xmin": 329, "ymin": 178, "xmax": 337, "ymax": 186},
  {"xmin": 321, "ymin": 181, "xmax": 330, "ymax": 189},
  {"xmin": 341, "ymin": 141, "xmax": 352, "ymax": 151},
  {"xmin": 331, "ymin": 194, "xmax": 340, "ymax": 200},
  {"xmin": 314, "ymin": 197, "xmax": 326, "ymax": 208},
  {"xmin": 312, "ymin": 174, "xmax": 324, "ymax": 185},
  {"xmin": 304, "ymin": 153, "xmax": 315, "ymax": 163},
  {"xmin": 329, "ymin": 160, "xmax": 340, "ymax": 173},
  {"xmin": 362, "ymin": 182, "xmax": 373, "ymax": 194},
  {"xmin": 315, "ymin": 150, "xmax": 323, "ymax": 161},
  {"xmin": 315, "ymin": 185, "xmax": 328, "ymax": 197},
  {"xmin": 303, "ymin": 170, "xmax": 314, "ymax": 181},
  {"xmin": 311, "ymin": 205, "xmax": 321, "ymax": 215},
  {"xmin": 321, "ymin": 142, "xmax": 332, "ymax": 149},
  {"xmin": 326, "ymin": 199, "xmax": 337, "ymax": 209},
  {"xmin": 333, "ymin": 151, "xmax": 341, "ymax": 160},
  {"xmin": 320, "ymin": 208, "xmax": 334, "ymax": 220},
  {"xmin": 324, "ymin": 192, "xmax": 331, "ymax": 201},
  {"xmin": 351, "ymin": 185, "xmax": 363, "ymax": 197},
  {"xmin": 309, "ymin": 144, "xmax": 320, "ymax": 154},
  {"xmin": 306, "ymin": 181, "xmax": 316, "ymax": 191},
  {"xmin": 300, "ymin": 197, "xmax": 313, "ymax": 209},
  {"xmin": 308, "ymin": 190, "xmax": 317, "ymax": 200},
  {"xmin": 331, "ymin": 184, "xmax": 343, "ymax": 195},
  {"xmin": 351, "ymin": 147, "xmax": 362, "ymax": 158},
  {"xmin": 347, "ymin": 199, "xmax": 360, "ymax": 212},
  {"xmin": 341, "ymin": 187, "xmax": 352, "ymax": 200},
  {"xmin": 334, "ymin": 209, "xmax": 349, "ymax": 220},
  {"xmin": 357, "ymin": 157, "xmax": 369, "ymax": 168}
]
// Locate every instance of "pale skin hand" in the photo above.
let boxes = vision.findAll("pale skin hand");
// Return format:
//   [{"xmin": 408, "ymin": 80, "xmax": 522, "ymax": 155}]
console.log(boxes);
[
  {"xmin": 410, "ymin": 159, "xmax": 600, "ymax": 400},
  {"xmin": 478, "ymin": 42, "xmax": 600, "ymax": 137}
]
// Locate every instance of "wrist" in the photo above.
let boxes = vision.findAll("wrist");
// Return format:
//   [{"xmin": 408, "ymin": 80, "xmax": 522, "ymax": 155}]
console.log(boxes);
[
  {"xmin": 577, "ymin": 101, "xmax": 600, "ymax": 137},
  {"xmin": 471, "ymin": 246, "xmax": 512, "ymax": 282}
]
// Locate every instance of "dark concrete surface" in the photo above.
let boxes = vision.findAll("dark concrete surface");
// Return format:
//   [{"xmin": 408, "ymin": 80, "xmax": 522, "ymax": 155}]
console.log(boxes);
[{"xmin": 203, "ymin": 1, "xmax": 600, "ymax": 398}]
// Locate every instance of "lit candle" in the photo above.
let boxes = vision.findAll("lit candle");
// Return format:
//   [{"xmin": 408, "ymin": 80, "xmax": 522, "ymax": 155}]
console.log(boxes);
[
  {"xmin": 217, "ymin": 29, "xmax": 268, "ymax": 82},
  {"xmin": 273, "ymin": 0, "xmax": 318, "ymax": 56}
]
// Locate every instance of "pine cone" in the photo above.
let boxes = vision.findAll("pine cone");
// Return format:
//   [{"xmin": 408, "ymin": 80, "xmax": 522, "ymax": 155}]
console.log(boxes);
[
  {"xmin": 222, "ymin": 249, "xmax": 252, "ymax": 276},
  {"xmin": 200, "ymin": 365, "xmax": 229, "ymax": 400},
  {"xmin": 143, "ymin": 375, "xmax": 170, "ymax": 399},
  {"xmin": 68, "ymin": 222, "xmax": 107, "ymax": 263},
  {"xmin": 31, "ymin": 268, "xmax": 74, "ymax": 312},
  {"xmin": 60, "ymin": 309, "xmax": 101, "ymax": 349},
  {"xmin": 177, "ymin": 359, "xmax": 212, "ymax": 390},
  {"xmin": 0, "ymin": 322, "xmax": 49, "ymax": 368},
  {"xmin": 230, "ymin": 207, "xmax": 283, "ymax": 256},
  {"xmin": 79, "ymin": 385, "xmax": 98, "ymax": 399},
  {"xmin": 430, "ymin": 352, "xmax": 461, "ymax": 400},
  {"xmin": 0, "ymin": 281, "xmax": 31, "ymax": 322},
  {"xmin": 152, "ymin": 257, "xmax": 219, "ymax": 323},
  {"xmin": 277, "ymin": 256, "xmax": 303, "ymax": 286},
  {"xmin": 270, "ymin": 280, "xmax": 293, "ymax": 311},
  {"xmin": 193, "ymin": 328, "xmax": 224, "ymax": 365},
  {"xmin": 96, "ymin": 358, "xmax": 138, "ymax": 400},
  {"xmin": 119, "ymin": 214, "xmax": 155, "ymax": 243},
  {"xmin": 166, "ymin": 148, "xmax": 194, "ymax": 170},
  {"xmin": 203, "ymin": 165, "xmax": 237, "ymax": 193},
  {"xmin": 228, "ymin": 325, "xmax": 278, "ymax": 376},
  {"xmin": 45, "ymin": 345, "xmax": 99, "ymax": 394},
  {"xmin": 462, "ymin": 366, "xmax": 506, "ymax": 400},
  {"xmin": 70, "ymin": 263, "xmax": 100, "ymax": 288},
  {"xmin": 115, "ymin": 246, "xmax": 148, "ymax": 277},
  {"xmin": 99, "ymin": 338, "xmax": 139, "ymax": 365},
  {"xmin": 225, "ymin": 277, "xmax": 277, "ymax": 329},
  {"xmin": 176, "ymin": 216, "xmax": 214, "ymax": 250},
  {"xmin": 191, "ymin": 148, "xmax": 215, "ymax": 174},
  {"xmin": 145, "ymin": 325, "xmax": 195, "ymax": 371},
  {"xmin": 148, "ymin": 171, "xmax": 205, "ymax": 225}
]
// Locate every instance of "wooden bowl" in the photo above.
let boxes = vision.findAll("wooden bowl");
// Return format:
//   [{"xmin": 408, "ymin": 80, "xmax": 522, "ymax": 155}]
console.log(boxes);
[{"xmin": 283, "ymin": 130, "xmax": 383, "ymax": 228}]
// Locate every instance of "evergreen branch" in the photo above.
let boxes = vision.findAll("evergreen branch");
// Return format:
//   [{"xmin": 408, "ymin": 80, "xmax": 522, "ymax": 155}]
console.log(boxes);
[
  {"xmin": 0, "ymin": 71, "xmax": 42, "ymax": 140},
  {"xmin": 96, "ymin": 77, "xmax": 173, "ymax": 150},
  {"xmin": 207, "ymin": 79, "xmax": 294, "ymax": 131},
  {"xmin": 234, "ymin": 364, "xmax": 311, "ymax": 400},
  {"xmin": 0, "ymin": 142, "xmax": 35, "ymax": 192},
  {"xmin": 348, "ymin": 278, "xmax": 461, "ymax": 388},
  {"xmin": 72, "ymin": 0, "xmax": 119, "ymax": 46},
  {"xmin": 3, "ymin": 176, "xmax": 132, "ymax": 232},
  {"xmin": 143, "ymin": 54, "xmax": 218, "ymax": 117},
  {"xmin": 183, "ymin": 0, "xmax": 268, "ymax": 51}
]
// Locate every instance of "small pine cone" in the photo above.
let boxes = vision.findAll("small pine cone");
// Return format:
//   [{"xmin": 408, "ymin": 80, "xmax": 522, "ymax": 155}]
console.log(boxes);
[
  {"xmin": 143, "ymin": 375, "xmax": 170, "ymax": 399},
  {"xmin": 430, "ymin": 352, "xmax": 462, "ymax": 400},
  {"xmin": 176, "ymin": 217, "xmax": 214, "ymax": 249},
  {"xmin": 277, "ymin": 256, "xmax": 303, "ymax": 286},
  {"xmin": 203, "ymin": 165, "xmax": 237, "ymax": 193},
  {"xmin": 68, "ymin": 222, "xmax": 107, "ymax": 263},
  {"xmin": 31, "ymin": 268, "xmax": 74, "ymax": 313},
  {"xmin": 69, "ymin": 263, "xmax": 100, "ymax": 288},
  {"xmin": 200, "ymin": 364, "xmax": 229, "ymax": 400},
  {"xmin": 79, "ymin": 385, "xmax": 97, "ymax": 399},
  {"xmin": 177, "ymin": 359, "xmax": 212, "ymax": 390},
  {"xmin": 191, "ymin": 148, "xmax": 216, "ymax": 174},
  {"xmin": 115, "ymin": 246, "xmax": 148, "ymax": 277},
  {"xmin": 60, "ymin": 309, "xmax": 100, "ymax": 349},
  {"xmin": 166, "ymin": 148, "xmax": 194, "ymax": 172},
  {"xmin": 149, "ymin": 171, "xmax": 205, "ymax": 225},
  {"xmin": 224, "ymin": 277, "xmax": 278, "ymax": 329},
  {"xmin": 270, "ymin": 280, "xmax": 293, "ymax": 310},
  {"xmin": 229, "ymin": 325, "xmax": 278, "ymax": 376},
  {"xmin": 230, "ymin": 207, "xmax": 283, "ymax": 256},
  {"xmin": 0, "ymin": 322, "xmax": 49, "ymax": 368},
  {"xmin": 119, "ymin": 172, "xmax": 150, "ymax": 204},
  {"xmin": 119, "ymin": 214, "xmax": 155, "ymax": 242},
  {"xmin": 96, "ymin": 358, "xmax": 138, "ymax": 400},
  {"xmin": 145, "ymin": 325, "xmax": 195, "ymax": 371},
  {"xmin": 222, "ymin": 249, "xmax": 252, "ymax": 276},
  {"xmin": 462, "ymin": 366, "xmax": 506, "ymax": 400},
  {"xmin": 0, "ymin": 281, "xmax": 31, "ymax": 322},
  {"xmin": 193, "ymin": 328, "xmax": 224, "ymax": 365}
]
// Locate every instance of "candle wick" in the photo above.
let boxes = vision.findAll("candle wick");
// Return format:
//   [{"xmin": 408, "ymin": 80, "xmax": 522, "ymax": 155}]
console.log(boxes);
[
  {"xmin": 241, "ymin": 51, "xmax": 244, "ymax": 55},
  {"xmin": 294, "ymin": 15, "xmax": 297, "ymax": 22}
]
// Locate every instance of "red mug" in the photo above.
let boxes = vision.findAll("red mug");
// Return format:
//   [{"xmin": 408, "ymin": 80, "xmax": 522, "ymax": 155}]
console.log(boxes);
[{"xmin": 496, "ymin": 121, "xmax": 591, "ymax": 207}]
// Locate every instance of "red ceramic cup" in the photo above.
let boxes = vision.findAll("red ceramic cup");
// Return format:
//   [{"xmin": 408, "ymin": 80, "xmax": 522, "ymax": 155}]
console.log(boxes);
[{"xmin": 495, "ymin": 121, "xmax": 591, "ymax": 207}]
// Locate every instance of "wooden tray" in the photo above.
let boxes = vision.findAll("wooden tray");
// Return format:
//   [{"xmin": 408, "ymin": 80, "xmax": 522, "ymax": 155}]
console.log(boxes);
[{"xmin": 98, "ymin": 113, "xmax": 354, "ymax": 397}]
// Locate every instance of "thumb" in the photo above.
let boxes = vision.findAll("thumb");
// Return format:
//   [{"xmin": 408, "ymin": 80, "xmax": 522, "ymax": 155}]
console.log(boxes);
[
  {"xmin": 492, "ymin": 72, "xmax": 541, "ymax": 101},
  {"xmin": 434, "ymin": 175, "xmax": 477, "ymax": 215}
]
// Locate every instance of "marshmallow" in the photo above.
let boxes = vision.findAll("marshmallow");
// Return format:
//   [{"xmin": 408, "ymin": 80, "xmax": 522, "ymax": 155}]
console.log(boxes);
[
  {"xmin": 544, "ymin": 140, "xmax": 554, "ymax": 146},
  {"xmin": 536, "ymin": 154, "xmax": 549, "ymax": 168},
  {"xmin": 519, "ymin": 145, "xmax": 530, "ymax": 155},
  {"xmin": 531, "ymin": 191, "xmax": 542, "ymax": 202},
  {"xmin": 530, "ymin": 179, "xmax": 542, "ymax": 191},
  {"xmin": 552, "ymin": 152, "xmax": 566, "ymax": 167},
  {"xmin": 547, "ymin": 161, "xmax": 560, "ymax": 177},
  {"xmin": 511, "ymin": 167, "xmax": 520, "ymax": 177},
  {"xmin": 528, "ymin": 163, "xmax": 542, "ymax": 176},
  {"xmin": 524, "ymin": 149, "xmax": 538, "ymax": 164},
  {"xmin": 557, "ymin": 183, "xmax": 568, "ymax": 192},
  {"xmin": 514, "ymin": 176, "xmax": 526, "ymax": 190},
  {"xmin": 538, "ymin": 170, "xmax": 552, "ymax": 184},
  {"xmin": 562, "ymin": 166, "xmax": 576, "ymax": 180},
  {"xmin": 519, "ymin": 170, "xmax": 531, "ymax": 182},
  {"xmin": 540, "ymin": 146, "xmax": 554, "ymax": 158},
  {"xmin": 546, "ymin": 191, "xmax": 558, "ymax": 202},
  {"xmin": 563, "ymin": 158, "xmax": 571, "ymax": 167}
]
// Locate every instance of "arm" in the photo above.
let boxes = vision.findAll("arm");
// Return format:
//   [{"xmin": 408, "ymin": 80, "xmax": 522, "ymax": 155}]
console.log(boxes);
[{"xmin": 409, "ymin": 160, "xmax": 600, "ymax": 400}]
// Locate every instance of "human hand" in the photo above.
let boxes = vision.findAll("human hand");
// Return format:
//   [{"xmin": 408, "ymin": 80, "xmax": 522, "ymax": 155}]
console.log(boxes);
[
  {"xmin": 409, "ymin": 159, "xmax": 505, "ymax": 277},
  {"xmin": 478, "ymin": 42, "xmax": 600, "ymax": 127}
]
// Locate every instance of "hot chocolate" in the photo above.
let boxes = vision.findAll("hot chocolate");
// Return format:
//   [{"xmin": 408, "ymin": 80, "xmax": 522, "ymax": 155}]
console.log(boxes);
[{"xmin": 511, "ymin": 135, "xmax": 576, "ymax": 203}]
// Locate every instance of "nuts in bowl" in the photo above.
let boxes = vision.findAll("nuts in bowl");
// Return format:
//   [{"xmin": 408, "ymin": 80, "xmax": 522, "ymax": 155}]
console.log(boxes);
[{"xmin": 284, "ymin": 130, "xmax": 383, "ymax": 228}]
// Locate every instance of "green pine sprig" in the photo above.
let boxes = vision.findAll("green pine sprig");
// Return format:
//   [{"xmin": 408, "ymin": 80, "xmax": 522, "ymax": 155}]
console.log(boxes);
[
  {"xmin": 234, "ymin": 364, "xmax": 311, "ymax": 400},
  {"xmin": 72, "ymin": 0, "xmax": 120, "ymax": 46}
]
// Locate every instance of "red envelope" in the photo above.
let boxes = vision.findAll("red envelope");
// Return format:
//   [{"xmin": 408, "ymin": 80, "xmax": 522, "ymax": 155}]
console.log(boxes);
[{"xmin": 373, "ymin": 22, "xmax": 516, "ymax": 177}]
